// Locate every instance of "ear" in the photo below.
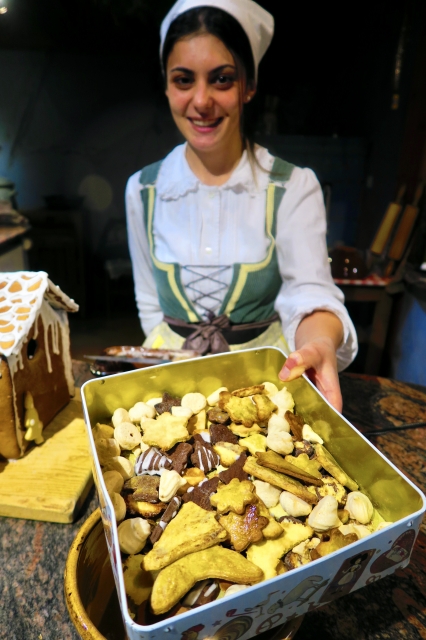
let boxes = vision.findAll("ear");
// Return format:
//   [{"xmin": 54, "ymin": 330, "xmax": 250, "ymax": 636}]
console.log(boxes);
[{"xmin": 244, "ymin": 82, "xmax": 257, "ymax": 103}]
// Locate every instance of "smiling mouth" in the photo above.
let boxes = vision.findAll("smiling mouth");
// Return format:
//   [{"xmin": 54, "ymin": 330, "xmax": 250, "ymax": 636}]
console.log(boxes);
[{"xmin": 189, "ymin": 117, "xmax": 223, "ymax": 128}]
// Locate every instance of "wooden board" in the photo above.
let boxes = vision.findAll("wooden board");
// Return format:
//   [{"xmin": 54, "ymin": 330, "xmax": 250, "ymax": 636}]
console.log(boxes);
[{"xmin": 0, "ymin": 388, "xmax": 93, "ymax": 523}]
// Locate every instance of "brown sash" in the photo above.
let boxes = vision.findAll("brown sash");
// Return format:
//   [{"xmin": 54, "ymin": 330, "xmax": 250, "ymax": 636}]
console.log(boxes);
[{"xmin": 164, "ymin": 312, "xmax": 279, "ymax": 355}]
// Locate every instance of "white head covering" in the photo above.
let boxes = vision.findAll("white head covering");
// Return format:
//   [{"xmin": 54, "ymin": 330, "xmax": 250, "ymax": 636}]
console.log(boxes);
[{"xmin": 160, "ymin": 0, "xmax": 274, "ymax": 80}]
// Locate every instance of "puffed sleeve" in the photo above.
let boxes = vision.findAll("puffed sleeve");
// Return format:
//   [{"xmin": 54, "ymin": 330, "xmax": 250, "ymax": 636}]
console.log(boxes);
[
  {"xmin": 274, "ymin": 166, "xmax": 358, "ymax": 371},
  {"xmin": 125, "ymin": 171, "xmax": 163, "ymax": 336}
]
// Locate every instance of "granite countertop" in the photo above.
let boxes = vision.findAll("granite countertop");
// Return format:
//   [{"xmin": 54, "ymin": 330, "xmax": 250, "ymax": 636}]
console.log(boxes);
[{"xmin": 0, "ymin": 370, "xmax": 425, "ymax": 640}]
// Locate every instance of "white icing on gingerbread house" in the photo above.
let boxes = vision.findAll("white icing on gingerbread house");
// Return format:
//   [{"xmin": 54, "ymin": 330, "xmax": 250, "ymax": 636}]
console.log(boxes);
[{"xmin": 0, "ymin": 271, "xmax": 79, "ymax": 459}]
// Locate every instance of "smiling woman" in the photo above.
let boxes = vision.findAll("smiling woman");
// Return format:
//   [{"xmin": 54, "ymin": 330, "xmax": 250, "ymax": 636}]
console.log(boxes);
[
  {"xmin": 161, "ymin": 6, "xmax": 257, "ymax": 184},
  {"xmin": 165, "ymin": 35, "xmax": 245, "ymax": 182},
  {"xmin": 125, "ymin": 0, "xmax": 358, "ymax": 411}
]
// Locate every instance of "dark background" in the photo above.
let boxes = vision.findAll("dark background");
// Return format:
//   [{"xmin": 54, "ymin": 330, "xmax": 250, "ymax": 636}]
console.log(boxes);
[
  {"xmin": 2, "ymin": 0, "xmax": 425, "ymax": 249},
  {"xmin": 1, "ymin": 0, "xmax": 426, "ymax": 380}
]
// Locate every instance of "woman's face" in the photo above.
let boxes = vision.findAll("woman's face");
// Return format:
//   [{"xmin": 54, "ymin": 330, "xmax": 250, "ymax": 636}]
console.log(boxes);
[{"xmin": 165, "ymin": 33, "xmax": 252, "ymax": 157}]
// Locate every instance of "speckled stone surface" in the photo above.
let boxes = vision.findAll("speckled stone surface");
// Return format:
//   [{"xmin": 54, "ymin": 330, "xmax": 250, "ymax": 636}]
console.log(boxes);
[
  {"xmin": 0, "ymin": 370, "xmax": 425, "ymax": 640},
  {"xmin": 0, "ymin": 489, "xmax": 99, "ymax": 640},
  {"xmin": 296, "ymin": 373, "xmax": 426, "ymax": 640}
]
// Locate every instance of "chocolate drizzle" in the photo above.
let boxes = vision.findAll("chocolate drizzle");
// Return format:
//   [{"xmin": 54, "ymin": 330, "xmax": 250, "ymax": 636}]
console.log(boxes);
[
  {"xmin": 190, "ymin": 439, "xmax": 220, "ymax": 472},
  {"xmin": 135, "ymin": 447, "xmax": 173, "ymax": 475},
  {"xmin": 150, "ymin": 496, "xmax": 182, "ymax": 544}
]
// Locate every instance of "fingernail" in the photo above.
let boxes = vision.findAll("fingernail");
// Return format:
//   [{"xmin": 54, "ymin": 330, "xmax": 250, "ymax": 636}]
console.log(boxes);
[{"xmin": 279, "ymin": 366, "xmax": 291, "ymax": 381}]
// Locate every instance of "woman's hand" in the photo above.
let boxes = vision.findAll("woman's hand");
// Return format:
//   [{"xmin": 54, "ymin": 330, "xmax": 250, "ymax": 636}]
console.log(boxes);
[{"xmin": 278, "ymin": 311, "xmax": 344, "ymax": 413}]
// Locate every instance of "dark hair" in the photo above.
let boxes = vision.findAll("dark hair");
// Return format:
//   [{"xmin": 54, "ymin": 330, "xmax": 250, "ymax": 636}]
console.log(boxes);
[{"xmin": 162, "ymin": 7, "xmax": 257, "ymax": 164}]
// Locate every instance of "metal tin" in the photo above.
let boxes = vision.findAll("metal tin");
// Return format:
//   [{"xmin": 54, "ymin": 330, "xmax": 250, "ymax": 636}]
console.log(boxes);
[{"xmin": 81, "ymin": 347, "xmax": 426, "ymax": 640}]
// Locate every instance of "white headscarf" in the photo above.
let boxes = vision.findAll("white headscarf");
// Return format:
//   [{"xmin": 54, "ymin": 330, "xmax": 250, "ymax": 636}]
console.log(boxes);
[{"xmin": 160, "ymin": 0, "xmax": 274, "ymax": 80}]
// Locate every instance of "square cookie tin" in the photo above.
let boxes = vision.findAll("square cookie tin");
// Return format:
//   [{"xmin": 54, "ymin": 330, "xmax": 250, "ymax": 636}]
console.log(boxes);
[{"xmin": 81, "ymin": 347, "xmax": 426, "ymax": 640}]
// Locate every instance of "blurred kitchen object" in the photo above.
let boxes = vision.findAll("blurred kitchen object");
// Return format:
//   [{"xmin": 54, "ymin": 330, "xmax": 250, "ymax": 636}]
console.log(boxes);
[
  {"xmin": 384, "ymin": 181, "xmax": 424, "ymax": 276},
  {"xmin": 328, "ymin": 245, "xmax": 369, "ymax": 279},
  {"xmin": 0, "ymin": 176, "xmax": 29, "ymax": 227},
  {"xmin": 370, "ymin": 184, "xmax": 406, "ymax": 259},
  {"xmin": 85, "ymin": 346, "xmax": 201, "ymax": 376}
]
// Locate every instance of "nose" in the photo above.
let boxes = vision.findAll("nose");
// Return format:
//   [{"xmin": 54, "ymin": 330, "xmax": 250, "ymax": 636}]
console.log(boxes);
[{"xmin": 192, "ymin": 79, "xmax": 213, "ymax": 111}]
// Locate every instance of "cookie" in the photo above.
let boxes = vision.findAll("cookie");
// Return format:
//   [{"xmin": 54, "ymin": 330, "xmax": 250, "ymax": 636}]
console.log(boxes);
[
  {"xmin": 243, "ymin": 456, "xmax": 318, "ymax": 504},
  {"xmin": 223, "ymin": 396, "xmax": 259, "ymax": 427},
  {"xmin": 143, "ymin": 501, "xmax": 227, "ymax": 571},
  {"xmin": 182, "ymin": 467, "xmax": 206, "ymax": 486},
  {"xmin": 209, "ymin": 423, "xmax": 238, "ymax": 445},
  {"xmin": 150, "ymin": 546, "xmax": 263, "ymax": 615},
  {"xmin": 191, "ymin": 439, "xmax": 220, "ymax": 473},
  {"xmin": 285, "ymin": 410, "xmax": 304, "ymax": 440},
  {"xmin": 182, "ymin": 476, "xmax": 221, "ymax": 511},
  {"xmin": 231, "ymin": 385, "xmax": 265, "ymax": 398},
  {"xmin": 207, "ymin": 408, "xmax": 230, "ymax": 425},
  {"xmin": 150, "ymin": 496, "xmax": 182, "ymax": 544},
  {"xmin": 255, "ymin": 450, "xmax": 323, "ymax": 486},
  {"xmin": 219, "ymin": 504, "xmax": 269, "ymax": 551},
  {"xmin": 218, "ymin": 452, "xmax": 249, "ymax": 484},
  {"xmin": 123, "ymin": 475, "xmax": 160, "ymax": 503},
  {"xmin": 142, "ymin": 413, "xmax": 190, "ymax": 451},
  {"xmin": 135, "ymin": 447, "xmax": 173, "ymax": 475},
  {"xmin": 252, "ymin": 394, "xmax": 277, "ymax": 422},
  {"xmin": 155, "ymin": 392, "xmax": 182, "ymax": 415},
  {"xmin": 169, "ymin": 442, "xmax": 193, "ymax": 475},
  {"xmin": 213, "ymin": 442, "xmax": 244, "ymax": 467},
  {"xmin": 210, "ymin": 478, "xmax": 258, "ymax": 515},
  {"xmin": 125, "ymin": 495, "xmax": 167, "ymax": 518}
]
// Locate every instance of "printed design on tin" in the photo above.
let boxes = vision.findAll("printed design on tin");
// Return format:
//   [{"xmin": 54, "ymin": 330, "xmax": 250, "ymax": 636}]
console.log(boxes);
[
  {"xmin": 279, "ymin": 575, "xmax": 329, "ymax": 610},
  {"xmin": 319, "ymin": 549, "xmax": 376, "ymax": 603},
  {"xmin": 180, "ymin": 623, "xmax": 205, "ymax": 640},
  {"xmin": 212, "ymin": 616, "xmax": 253, "ymax": 640},
  {"xmin": 180, "ymin": 616, "xmax": 252, "ymax": 640},
  {"xmin": 370, "ymin": 529, "xmax": 416, "ymax": 574}
]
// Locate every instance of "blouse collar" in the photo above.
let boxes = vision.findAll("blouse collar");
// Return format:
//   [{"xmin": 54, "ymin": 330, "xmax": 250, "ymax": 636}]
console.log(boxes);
[{"xmin": 156, "ymin": 143, "xmax": 273, "ymax": 200}]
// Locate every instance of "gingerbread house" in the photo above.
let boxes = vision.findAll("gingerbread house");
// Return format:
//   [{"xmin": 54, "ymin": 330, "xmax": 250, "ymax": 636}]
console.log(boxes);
[{"xmin": 0, "ymin": 271, "xmax": 79, "ymax": 459}]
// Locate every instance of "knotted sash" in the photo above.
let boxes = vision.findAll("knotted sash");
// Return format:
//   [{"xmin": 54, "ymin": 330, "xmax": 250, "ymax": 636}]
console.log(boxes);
[{"xmin": 165, "ymin": 312, "xmax": 279, "ymax": 355}]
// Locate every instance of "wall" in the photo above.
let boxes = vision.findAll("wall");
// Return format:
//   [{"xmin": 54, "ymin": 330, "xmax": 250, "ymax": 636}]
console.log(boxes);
[
  {"xmin": 0, "ymin": 50, "xmax": 181, "ymax": 252},
  {"xmin": 256, "ymin": 134, "xmax": 365, "ymax": 247}
]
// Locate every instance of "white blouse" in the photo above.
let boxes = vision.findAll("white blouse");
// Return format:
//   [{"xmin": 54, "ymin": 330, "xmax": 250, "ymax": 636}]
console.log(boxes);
[{"xmin": 125, "ymin": 144, "xmax": 358, "ymax": 370}]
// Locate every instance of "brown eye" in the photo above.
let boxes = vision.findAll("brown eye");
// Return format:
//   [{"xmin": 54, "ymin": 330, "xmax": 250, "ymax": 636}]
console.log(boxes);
[
  {"xmin": 213, "ymin": 74, "xmax": 235, "ymax": 88},
  {"xmin": 171, "ymin": 75, "xmax": 193, "ymax": 88}
]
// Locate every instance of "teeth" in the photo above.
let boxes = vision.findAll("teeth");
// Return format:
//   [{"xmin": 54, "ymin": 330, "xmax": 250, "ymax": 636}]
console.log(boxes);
[{"xmin": 192, "ymin": 119, "xmax": 218, "ymax": 126}]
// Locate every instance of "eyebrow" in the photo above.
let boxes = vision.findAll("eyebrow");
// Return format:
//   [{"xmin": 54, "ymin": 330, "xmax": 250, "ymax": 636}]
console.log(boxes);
[{"xmin": 169, "ymin": 64, "xmax": 236, "ymax": 74}]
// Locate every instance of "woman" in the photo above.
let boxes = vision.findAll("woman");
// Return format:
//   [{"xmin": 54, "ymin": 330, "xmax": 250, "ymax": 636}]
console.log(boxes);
[{"xmin": 125, "ymin": 0, "xmax": 357, "ymax": 412}]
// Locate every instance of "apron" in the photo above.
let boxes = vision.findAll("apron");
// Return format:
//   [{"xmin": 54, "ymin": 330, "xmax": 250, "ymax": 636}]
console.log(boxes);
[{"xmin": 138, "ymin": 156, "xmax": 294, "ymax": 354}]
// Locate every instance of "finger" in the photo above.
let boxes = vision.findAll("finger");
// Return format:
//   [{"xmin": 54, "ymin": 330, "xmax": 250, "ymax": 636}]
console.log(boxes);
[
  {"xmin": 280, "ymin": 348, "xmax": 342, "ymax": 412},
  {"xmin": 319, "ymin": 381, "xmax": 342, "ymax": 413},
  {"xmin": 279, "ymin": 346, "xmax": 323, "ymax": 382},
  {"xmin": 310, "ymin": 365, "xmax": 342, "ymax": 413},
  {"xmin": 279, "ymin": 363, "xmax": 306, "ymax": 381}
]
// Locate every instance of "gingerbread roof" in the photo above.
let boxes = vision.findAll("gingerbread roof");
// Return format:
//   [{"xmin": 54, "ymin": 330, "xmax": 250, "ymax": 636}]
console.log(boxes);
[{"xmin": 0, "ymin": 271, "xmax": 79, "ymax": 357}]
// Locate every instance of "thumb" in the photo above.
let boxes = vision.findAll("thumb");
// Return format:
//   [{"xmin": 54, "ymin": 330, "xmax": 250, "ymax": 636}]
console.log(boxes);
[{"xmin": 279, "ymin": 351, "xmax": 308, "ymax": 381}]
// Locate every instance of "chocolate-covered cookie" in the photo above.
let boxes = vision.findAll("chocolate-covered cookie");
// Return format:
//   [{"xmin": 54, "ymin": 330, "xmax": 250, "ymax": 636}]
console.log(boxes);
[
  {"xmin": 123, "ymin": 475, "xmax": 160, "ymax": 503},
  {"xmin": 155, "ymin": 392, "xmax": 181, "ymax": 414},
  {"xmin": 218, "ymin": 452, "xmax": 249, "ymax": 484},
  {"xmin": 207, "ymin": 407, "xmax": 230, "ymax": 425},
  {"xmin": 135, "ymin": 447, "xmax": 173, "ymax": 475},
  {"xmin": 169, "ymin": 442, "xmax": 193, "ymax": 475},
  {"xmin": 209, "ymin": 423, "xmax": 238, "ymax": 445},
  {"xmin": 182, "ymin": 476, "xmax": 221, "ymax": 511},
  {"xmin": 285, "ymin": 410, "xmax": 304, "ymax": 441},
  {"xmin": 191, "ymin": 439, "xmax": 220, "ymax": 473},
  {"xmin": 150, "ymin": 496, "xmax": 182, "ymax": 544}
]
